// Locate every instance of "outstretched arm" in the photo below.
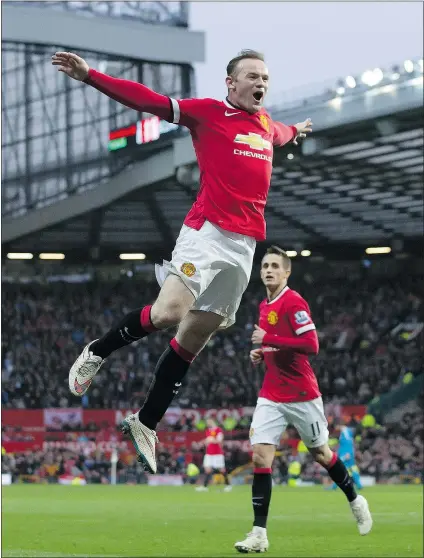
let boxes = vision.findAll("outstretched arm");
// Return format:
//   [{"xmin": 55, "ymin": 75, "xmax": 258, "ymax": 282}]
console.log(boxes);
[
  {"xmin": 274, "ymin": 118, "xmax": 313, "ymax": 147},
  {"xmin": 52, "ymin": 52, "xmax": 173, "ymax": 121}
]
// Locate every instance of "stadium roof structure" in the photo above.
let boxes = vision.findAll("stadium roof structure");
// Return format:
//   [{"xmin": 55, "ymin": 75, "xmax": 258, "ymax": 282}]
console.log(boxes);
[{"xmin": 3, "ymin": 58, "xmax": 423, "ymax": 263}]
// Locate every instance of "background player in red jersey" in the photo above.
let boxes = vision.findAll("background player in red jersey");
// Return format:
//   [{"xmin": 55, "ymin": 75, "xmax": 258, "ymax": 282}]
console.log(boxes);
[
  {"xmin": 195, "ymin": 419, "xmax": 232, "ymax": 492},
  {"xmin": 51, "ymin": 50, "xmax": 312, "ymax": 475},
  {"xmin": 234, "ymin": 246, "xmax": 372, "ymax": 553}
]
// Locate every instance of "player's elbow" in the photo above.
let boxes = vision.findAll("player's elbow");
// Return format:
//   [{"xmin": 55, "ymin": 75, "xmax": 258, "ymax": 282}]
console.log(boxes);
[
  {"xmin": 309, "ymin": 341, "xmax": 319, "ymax": 355},
  {"xmin": 306, "ymin": 335, "xmax": 319, "ymax": 355}
]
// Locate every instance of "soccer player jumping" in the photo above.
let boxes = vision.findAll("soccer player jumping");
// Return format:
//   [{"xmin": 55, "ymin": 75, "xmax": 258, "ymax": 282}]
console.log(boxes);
[
  {"xmin": 234, "ymin": 246, "xmax": 372, "ymax": 553},
  {"xmin": 52, "ymin": 50, "xmax": 312, "ymax": 475}
]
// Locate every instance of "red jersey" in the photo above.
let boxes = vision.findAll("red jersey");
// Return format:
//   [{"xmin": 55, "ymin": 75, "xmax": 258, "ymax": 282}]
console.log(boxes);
[
  {"xmin": 205, "ymin": 427, "xmax": 224, "ymax": 455},
  {"xmin": 84, "ymin": 70, "xmax": 297, "ymax": 241},
  {"xmin": 172, "ymin": 98, "xmax": 296, "ymax": 240},
  {"xmin": 258, "ymin": 286, "xmax": 321, "ymax": 403}
]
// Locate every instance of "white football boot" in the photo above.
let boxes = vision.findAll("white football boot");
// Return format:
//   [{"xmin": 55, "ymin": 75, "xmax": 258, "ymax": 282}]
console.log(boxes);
[
  {"xmin": 350, "ymin": 495, "xmax": 373, "ymax": 535},
  {"xmin": 235, "ymin": 527, "xmax": 269, "ymax": 553},
  {"xmin": 121, "ymin": 413, "xmax": 158, "ymax": 474},
  {"xmin": 223, "ymin": 485, "xmax": 233, "ymax": 492},
  {"xmin": 69, "ymin": 340, "xmax": 105, "ymax": 396},
  {"xmin": 195, "ymin": 486, "xmax": 209, "ymax": 492}
]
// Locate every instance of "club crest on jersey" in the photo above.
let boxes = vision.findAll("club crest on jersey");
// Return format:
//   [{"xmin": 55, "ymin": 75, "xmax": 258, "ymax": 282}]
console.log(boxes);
[
  {"xmin": 294, "ymin": 310, "xmax": 309, "ymax": 325},
  {"xmin": 267, "ymin": 311, "xmax": 278, "ymax": 325},
  {"xmin": 234, "ymin": 132, "xmax": 271, "ymax": 152},
  {"xmin": 259, "ymin": 114, "xmax": 269, "ymax": 132},
  {"xmin": 180, "ymin": 262, "xmax": 196, "ymax": 277}
]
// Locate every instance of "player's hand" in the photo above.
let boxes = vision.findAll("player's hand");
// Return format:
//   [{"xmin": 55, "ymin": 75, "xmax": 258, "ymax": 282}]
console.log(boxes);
[
  {"xmin": 52, "ymin": 52, "xmax": 89, "ymax": 81},
  {"xmin": 250, "ymin": 348, "xmax": 264, "ymax": 365},
  {"xmin": 293, "ymin": 118, "xmax": 313, "ymax": 145},
  {"xmin": 251, "ymin": 325, "xmax": 267, "ymax": 345}
]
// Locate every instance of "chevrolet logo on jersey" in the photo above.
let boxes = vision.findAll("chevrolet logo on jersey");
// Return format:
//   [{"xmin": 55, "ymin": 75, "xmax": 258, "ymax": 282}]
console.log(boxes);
[{"xmin": 234, "ymin": 133, "xmax": 271, "ymax": 152}]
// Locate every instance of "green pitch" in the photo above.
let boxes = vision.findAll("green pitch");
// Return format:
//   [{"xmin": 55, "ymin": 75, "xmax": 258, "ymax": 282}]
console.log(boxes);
[{"xmin": 2, "ymin": 484, "xmax": 422, "ymax": 557}]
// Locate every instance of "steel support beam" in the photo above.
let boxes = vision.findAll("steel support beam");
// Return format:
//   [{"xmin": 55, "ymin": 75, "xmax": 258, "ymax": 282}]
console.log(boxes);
[
  {"xmin": 3, "ymin": 4, "xmax": 205, "ymax": 65},
  {"xmin": 2, "ymin": 148, "xmax": 175, "ymax": 243}
]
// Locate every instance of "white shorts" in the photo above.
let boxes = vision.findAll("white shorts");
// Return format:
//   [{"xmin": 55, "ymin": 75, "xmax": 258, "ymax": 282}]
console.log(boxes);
[
  {"xmin": 155, "ymin": 221, "xmax": 256, "ymax": 328},
  {"xmin": 203, "ymin": 454, "xmax": 226, "ymax": 470},
  {"xmin": 250, "ymin": 397, "xmax": 329, "ymax": 449}
]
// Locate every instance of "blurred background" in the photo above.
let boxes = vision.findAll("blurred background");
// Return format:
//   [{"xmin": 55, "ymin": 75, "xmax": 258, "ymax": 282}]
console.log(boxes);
[{"xmin": 1, "ymin": 1, "xmax": 423, "ymax": 490}]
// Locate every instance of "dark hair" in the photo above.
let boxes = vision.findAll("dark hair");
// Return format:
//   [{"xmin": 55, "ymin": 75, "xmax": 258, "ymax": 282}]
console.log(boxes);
[
  {"xmin": 226, "ymin": 49, "xmax": 265, "ymax": 77},
  {"xmin": 264, "ymin": 245, "xmax": 292, "ymax": 270}
]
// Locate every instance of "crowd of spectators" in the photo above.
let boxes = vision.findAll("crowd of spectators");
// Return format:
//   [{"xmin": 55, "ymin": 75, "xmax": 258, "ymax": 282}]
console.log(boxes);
[
  {"xmin": 3, "ymin": 407, "xmax": 422, "ymax": 484},
  {"xmin": 357, "ymin": 409, "xmax": 423, "ymax": 481},
  {"xmin": 292, "ymin": 408, "xmax": 423, "ymax": 484},
  {"xmin": 2, "ymin": 265, "xmax": 423, "ymax": 483},
  {"xmin": 2, "ymin": 270, "xmax": 422, "ymax": 410},
  {"xmin": 1, "ymin": 440, "xmax": 248, "ymax": 484}
]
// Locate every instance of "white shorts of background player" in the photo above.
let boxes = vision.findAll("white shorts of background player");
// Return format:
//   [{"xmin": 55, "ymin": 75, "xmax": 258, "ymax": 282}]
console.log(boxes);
[
  {"xmin": 203, "ymin": 454, "xmax": 226, "ymax": 470},
  {"xmin": 250, "ymin": 397, "xmax": 329, "ymax": 448}
]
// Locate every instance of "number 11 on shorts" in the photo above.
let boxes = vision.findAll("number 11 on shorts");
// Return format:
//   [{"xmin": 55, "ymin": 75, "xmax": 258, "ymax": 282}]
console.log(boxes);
[{"xmin": 310, "ymin": 421, "xmax": 320, "ymax": 438}]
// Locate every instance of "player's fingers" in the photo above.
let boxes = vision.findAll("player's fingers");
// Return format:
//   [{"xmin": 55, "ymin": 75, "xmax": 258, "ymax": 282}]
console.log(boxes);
[{"xmin": 67, "ymin": 52, "xmax": 83, "ymax": 63}]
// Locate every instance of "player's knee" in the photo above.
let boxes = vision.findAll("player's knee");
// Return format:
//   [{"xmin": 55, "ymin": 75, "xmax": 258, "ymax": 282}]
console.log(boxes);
[
  {"xmin": 252, "ymin": 446, "xmax": 273, "ymax": 469},
  {"xmin": 310, "ymin": 444, "xmax": 333, "ymax": 467},
  {"xmin": 151, "ymin": 299, "xmax": 187, "ymax": 329},
  {"xmin": 176, "ymin": 311, "xmax": 223, "ymax": 353}
]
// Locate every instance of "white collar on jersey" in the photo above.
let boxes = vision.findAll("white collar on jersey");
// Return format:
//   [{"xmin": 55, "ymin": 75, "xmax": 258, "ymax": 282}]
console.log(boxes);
[
  {"xmin": 223, "ymin": 98, "xmax": 260, "ymax": 114},
  {"xmin": 223, "ymin": 98, "xmax": 235, "ymax": 109},
  {"xmin": 267, "ymin": 285, "xmax": 290, "ymax": 305}
]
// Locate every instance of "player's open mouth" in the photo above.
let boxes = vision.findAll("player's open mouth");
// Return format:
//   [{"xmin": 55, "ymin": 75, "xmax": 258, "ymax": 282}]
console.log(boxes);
[{"xmin": 253, "ymin": 91, "xmax": 264, "ymax": 103}]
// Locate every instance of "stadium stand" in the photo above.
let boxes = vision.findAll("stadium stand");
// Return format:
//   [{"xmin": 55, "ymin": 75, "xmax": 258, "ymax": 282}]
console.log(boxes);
[{"xmin": 2, "ymin": 268, "xmax": 422, "ymax": 410}]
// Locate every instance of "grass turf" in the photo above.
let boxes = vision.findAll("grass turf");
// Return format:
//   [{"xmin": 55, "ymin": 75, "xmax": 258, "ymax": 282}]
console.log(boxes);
[{"xmin": 2, "ymin": 484, "xmax": 422, "ymax": 557}]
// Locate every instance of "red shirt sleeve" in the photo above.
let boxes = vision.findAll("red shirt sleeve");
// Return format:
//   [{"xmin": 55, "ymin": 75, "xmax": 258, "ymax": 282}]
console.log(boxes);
[
  {"xmin": 273, "ymin": 121, "xmax": 297, "ymax": 147},
  {"xmin": 84, "ymin": 68, "xmax": 173, "ymax": 121},
  {"xmin": 172, "ymin": 98, "xmax": 213, "ymax": 129},
  {"xmin": 262, "ymin": 329, "xmax": 319, "ymax": 355},
  {"xmin": 286, "ymin": 303, "xmax": 316, "ymax": 336}
]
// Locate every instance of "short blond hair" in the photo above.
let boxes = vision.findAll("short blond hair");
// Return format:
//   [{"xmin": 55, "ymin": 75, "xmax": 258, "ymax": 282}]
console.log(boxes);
[{"xmin": 226, "ymin": 49, "xmax": 265, "ymax": 78}]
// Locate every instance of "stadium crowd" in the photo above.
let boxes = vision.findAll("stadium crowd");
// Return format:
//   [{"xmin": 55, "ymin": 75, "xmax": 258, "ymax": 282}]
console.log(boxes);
[
  {"xmin": 2, "ymin": 269, "xmax": 422, "ymax": 485},
  {"xmin": 2, "ymin": 272, "xmax": 422, "ymax": 410},
  {"xmin": 2, "ymin": 407, "xmax": 422, "ymax": 484}
]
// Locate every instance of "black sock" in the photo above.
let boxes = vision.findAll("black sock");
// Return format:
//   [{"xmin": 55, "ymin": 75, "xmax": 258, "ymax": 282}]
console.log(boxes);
[
  {"xmin": 327, "ymin": 457, "xmax": 357, "ymax": 503},
  {"xmin": 91, "ymin": 307, "xmax": 155, "ymax": 359},
  {"xmin": 223, "ymin": 472, "xmax": 230, "ymax": 485},
  {"xmin": 204, "ymin": 472, "xmax": 212, "ymax": 487},
  {"xmin": 252, "ymin": 469, "xmax": 272, "ymax": 528},
  {"xmin": 138, "ymin": 340, "xmax": 193, "ymax": 430}
]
